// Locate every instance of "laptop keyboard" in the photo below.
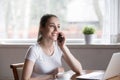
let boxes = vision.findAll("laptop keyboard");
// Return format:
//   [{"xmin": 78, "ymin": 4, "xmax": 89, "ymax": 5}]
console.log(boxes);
[
  {"xmin": 77, "ymin": 71, "xmax": 105, "ymax": 79},
  {"xmin": 89, "ymin": 73, "xmax": 104, "ymax": 79}
]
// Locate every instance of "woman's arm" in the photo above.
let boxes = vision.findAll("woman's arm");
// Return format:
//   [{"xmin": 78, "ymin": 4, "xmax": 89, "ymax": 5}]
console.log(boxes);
[
  {"xmin": 21, "ymin": 59, "xmax": 55, "ymax": 80},
  {"xmin": 61, "ymin": 45, "xmax": 83, "ymax": 75},
  {"xmin": 57, "ymin": 32, "xmax": 82, "ymax": 75}
]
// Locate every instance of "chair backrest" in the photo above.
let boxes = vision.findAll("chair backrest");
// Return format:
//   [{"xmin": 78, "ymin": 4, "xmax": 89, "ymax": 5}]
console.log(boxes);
[{"xmin": 10, "ymin": 63, "xmax": 24, "ymax": 80}]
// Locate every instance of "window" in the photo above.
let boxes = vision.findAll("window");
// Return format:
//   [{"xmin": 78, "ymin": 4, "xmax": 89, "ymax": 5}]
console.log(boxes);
[{"xmin": 0, "ymin": 0, "xmax": 105, "ymax": 43}]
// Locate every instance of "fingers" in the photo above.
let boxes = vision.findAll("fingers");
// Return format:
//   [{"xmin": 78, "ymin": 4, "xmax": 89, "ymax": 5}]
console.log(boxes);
[
  {"xmin": 53, "ymin": 67, "xmax": 65, "ymax": 75},
  {"xmin": 57, "ymin": 67, "xmax": 64, "ymax": 73},
  {"xmin": 58, "ymin": 32, "xmax": 65, "ymax": 40},
  {"xmin": 51, "ymin": 67, "xmax": 65, "ymax": 79},
  {"xmin": 57, "ymin": 32, "xmax": 66, "ymax": 46}
]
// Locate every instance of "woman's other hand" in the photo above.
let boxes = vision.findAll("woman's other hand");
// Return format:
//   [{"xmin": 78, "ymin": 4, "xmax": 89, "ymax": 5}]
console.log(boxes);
[{"xmin": 51, "ymin": 67, "xmax": 64, "ymax": 75}]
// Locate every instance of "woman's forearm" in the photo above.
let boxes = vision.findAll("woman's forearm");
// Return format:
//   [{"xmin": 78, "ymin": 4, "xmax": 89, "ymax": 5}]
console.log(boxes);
[
  {"xmin": 61, "ymin": 45, "xmax": 83, "ymax": 74},
  {"xmin": 22, "ymin": 74, "xmax": 55, "ymax": 80}
]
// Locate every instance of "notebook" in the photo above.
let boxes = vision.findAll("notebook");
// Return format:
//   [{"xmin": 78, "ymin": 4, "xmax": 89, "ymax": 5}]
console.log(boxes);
[{"xmin": 76, "ymin": 52, "xmax": 120, "ymax": 80}]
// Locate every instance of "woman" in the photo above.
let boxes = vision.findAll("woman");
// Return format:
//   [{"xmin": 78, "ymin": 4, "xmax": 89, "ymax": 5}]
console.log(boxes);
[{"xmin": 22, "ymin": 14, "xmax": 82, "ymax": 80}]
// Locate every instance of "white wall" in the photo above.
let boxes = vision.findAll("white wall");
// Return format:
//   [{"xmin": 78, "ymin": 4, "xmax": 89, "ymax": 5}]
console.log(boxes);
[{"xmin": 0, "ymin": 44, "xmax": 120, "ymax": 80}]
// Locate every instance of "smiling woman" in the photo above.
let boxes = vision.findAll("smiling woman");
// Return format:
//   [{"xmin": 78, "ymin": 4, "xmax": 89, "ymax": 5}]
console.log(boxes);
[{"xmin": 21, "ymin": 14, "xmax": 83, "ymax": 80}]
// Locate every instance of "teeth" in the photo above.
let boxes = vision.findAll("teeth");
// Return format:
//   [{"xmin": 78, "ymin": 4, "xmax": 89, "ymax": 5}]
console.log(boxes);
[{"xmin": 53, "ymin": 34, "xmax": 57, "ymax": 36}]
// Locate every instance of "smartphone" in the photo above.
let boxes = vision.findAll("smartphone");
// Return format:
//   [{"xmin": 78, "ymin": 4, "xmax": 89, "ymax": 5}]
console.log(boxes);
[{"xmin": 57, "ymin": 33, "xmax": 64, "ymax": 43}]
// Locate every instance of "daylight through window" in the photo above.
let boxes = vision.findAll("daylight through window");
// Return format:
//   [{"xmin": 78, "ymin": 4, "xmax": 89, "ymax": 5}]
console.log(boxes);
[{"xmin": 0, "ymin": 0, "xmax": 105, "ymax": 41}]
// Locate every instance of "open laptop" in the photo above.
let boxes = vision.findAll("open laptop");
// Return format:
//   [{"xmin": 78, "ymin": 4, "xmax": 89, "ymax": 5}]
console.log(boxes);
[{"xmin": 76, "ymin": 52, "xmax": 120, "ymax": 80}]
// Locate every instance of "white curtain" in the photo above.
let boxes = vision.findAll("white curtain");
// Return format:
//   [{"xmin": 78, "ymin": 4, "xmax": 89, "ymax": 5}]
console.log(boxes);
[{"xmin": 102, "ymin": 0, "xmax": 120, "ymax": 43}]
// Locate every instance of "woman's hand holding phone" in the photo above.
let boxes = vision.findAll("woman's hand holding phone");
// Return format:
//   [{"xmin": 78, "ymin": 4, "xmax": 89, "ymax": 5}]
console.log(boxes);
[{"xmin": 57, "ymin": 32, "xmax": 65, "ymax": 47}]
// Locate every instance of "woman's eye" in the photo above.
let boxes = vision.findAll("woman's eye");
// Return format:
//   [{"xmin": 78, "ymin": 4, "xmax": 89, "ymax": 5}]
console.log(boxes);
[
  {"xmin": 50, "ymin": 25, "xmax": 55, "ymax": 28},
  {"xmin": 58, "ymin": 26, "xmax": 60, "ymax": 28}
]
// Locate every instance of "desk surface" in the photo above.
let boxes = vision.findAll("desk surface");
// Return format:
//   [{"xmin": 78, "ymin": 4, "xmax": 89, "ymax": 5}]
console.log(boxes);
[{"xmin": 107, "ymin": 75, "xmax": 120, "ymax": 80}]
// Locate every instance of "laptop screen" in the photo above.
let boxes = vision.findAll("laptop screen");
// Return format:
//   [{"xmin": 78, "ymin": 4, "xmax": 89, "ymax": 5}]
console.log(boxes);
[{"xmin": 103, "ymin": 52, "xmax": 120, "ymax": 79}]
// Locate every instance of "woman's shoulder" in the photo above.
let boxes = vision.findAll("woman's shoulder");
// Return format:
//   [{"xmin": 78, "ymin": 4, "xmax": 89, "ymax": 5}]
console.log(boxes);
[
  {"xmin": 25, "ymin": 43, "xmax": 40, "ymax": 62},
  {"xmin": 27, "ymin": 43, "xmax": 40, "ymax": 53},
  {"xmin": 26, "ymin": 42, "xmax": 41, "ymax": 55}
]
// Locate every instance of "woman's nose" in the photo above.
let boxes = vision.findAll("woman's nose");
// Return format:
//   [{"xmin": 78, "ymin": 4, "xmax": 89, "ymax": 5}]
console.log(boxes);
[{"xmin": 54, "ymin": 27, "xmax": 59, "ymax": 31}]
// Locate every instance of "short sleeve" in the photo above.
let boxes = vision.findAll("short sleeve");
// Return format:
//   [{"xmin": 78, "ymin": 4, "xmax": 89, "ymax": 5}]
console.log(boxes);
[{"xmin": 25, "ymin": 45, "xmax": 39, "ymax": 63}]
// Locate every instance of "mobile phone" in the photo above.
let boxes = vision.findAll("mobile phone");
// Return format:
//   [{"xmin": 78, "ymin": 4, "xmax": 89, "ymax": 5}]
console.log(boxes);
[{"xmin": 57, "ymin": 33, "xmax": 64, "ymax": 43}]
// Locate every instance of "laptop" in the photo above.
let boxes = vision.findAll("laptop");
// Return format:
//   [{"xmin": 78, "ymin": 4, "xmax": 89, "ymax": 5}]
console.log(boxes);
[{"xmin": 76, "ymin": 52, "xmax": 120, "ymax": 80}]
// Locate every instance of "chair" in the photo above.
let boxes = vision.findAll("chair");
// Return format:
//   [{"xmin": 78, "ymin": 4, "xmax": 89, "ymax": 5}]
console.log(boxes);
[{"xmin": 10, "ymin": 63, "xmax": 24, "ymax": 80}]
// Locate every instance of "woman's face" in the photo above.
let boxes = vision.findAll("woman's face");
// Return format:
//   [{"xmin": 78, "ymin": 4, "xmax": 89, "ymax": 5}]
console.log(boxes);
[{"xmin": 41, "ymin": 17, "xmax": 60, "ymax": 41}]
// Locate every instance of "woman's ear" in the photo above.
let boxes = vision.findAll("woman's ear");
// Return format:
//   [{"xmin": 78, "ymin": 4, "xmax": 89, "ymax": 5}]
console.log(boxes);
[
  {"xmin": 40, "ymin": 28, "xmax": 44, "ymax": 34},
  {"xmin": 39, "ymin": 26, "xmax": 43, "ymax": 32}
]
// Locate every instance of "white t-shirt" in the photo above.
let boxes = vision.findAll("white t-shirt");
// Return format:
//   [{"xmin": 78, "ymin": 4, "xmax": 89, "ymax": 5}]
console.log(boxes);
[{"xmin": 25, "ymin": 42, "xmax": 63, "ymax": 77}]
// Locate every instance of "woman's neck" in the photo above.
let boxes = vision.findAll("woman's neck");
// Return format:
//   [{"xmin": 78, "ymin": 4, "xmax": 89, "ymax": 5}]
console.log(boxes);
[
  {"xmin": 39, "ymin": 38, "xmax": 55, "ymax": 56},
  {"xmin": 39, "ymin": 38, "xmax": 54, "ymax": 48}
]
